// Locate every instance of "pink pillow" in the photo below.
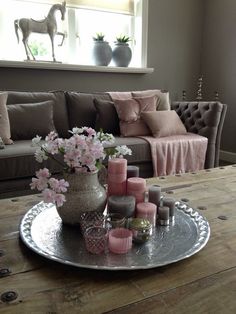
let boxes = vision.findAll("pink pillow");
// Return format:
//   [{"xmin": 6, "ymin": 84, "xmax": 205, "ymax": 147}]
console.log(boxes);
[
  {"xmin": 132, "ymin": 89, "xmax": 171, "ymax": 111},
  {"xmin": 141, "ymin": 110, "xmax": 187, "ymax": 138},
  {"xmin": 113, "ymin": 96, "xmax": 156, "ymax": 136},
  {"xmin": 0, "ymin": 92, "xmax": 13, "ymax": 144}
]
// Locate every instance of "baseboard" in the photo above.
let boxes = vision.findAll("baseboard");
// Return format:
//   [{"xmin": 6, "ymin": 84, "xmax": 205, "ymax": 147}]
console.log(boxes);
[{"xmin": 220, "ymin": 150, "xmax": 236, "ymax": 163}]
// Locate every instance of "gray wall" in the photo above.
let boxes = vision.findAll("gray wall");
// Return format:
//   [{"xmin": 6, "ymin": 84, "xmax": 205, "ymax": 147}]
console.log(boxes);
[
  {"xmin": 0, "ymin": 0, "xmax": 203, "ymax": 101},
  {"xmin": 202, "ymin": 0, "xmax": 236, "ymax": 154}
]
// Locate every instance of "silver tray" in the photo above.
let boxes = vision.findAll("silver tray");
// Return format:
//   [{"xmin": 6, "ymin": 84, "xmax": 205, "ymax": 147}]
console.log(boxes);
[{"xmin": 20, "ymin": 201, "xmax": 210, "ymax": 270}]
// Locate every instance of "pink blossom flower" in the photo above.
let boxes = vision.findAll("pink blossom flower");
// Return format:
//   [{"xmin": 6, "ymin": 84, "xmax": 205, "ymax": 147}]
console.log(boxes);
[
  {"xmin": 42, "ymin": 188, "xmax": 56, "ymax": 204},
  {"xmin": 31, "ymin": 127, "xmax": 132, "ymax": 205},
  {"xmin": 36, "ymin": 168, "xmax": 51, "ymax": 179},
  {"xmin": 48, "ymin": 177, "xmax": 69, "ymax": 193},
  {"xmin": 54, "ymin": 193, "xmax": 66, "ymax": 207},
  {"xmin": 45, "ymin": 131, "xmax": 58, "ymax": 142},
  {"xmin": 58, "ymin": 179, "xmax": 69, "ymax": 192}
]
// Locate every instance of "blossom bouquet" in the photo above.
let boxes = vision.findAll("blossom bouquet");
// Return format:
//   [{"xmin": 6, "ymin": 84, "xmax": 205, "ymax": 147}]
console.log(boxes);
[{"xmin": 30, "ymin": 127, "xmax": 132, "ymax": 207}]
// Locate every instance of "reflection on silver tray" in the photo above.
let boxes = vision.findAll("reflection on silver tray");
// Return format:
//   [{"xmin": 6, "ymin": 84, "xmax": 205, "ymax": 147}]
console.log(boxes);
[{"xmin": 20, "ymin": 201, "xmax": 210, "ymax": 270}]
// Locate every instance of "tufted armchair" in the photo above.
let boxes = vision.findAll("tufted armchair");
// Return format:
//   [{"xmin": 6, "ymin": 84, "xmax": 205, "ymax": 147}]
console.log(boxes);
[{"xmin": 172, "ymin": 101, "xmax": 227, "ymax": 168}]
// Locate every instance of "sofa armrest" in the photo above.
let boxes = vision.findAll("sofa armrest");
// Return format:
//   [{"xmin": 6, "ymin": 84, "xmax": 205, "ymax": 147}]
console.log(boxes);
[{"xmin": 172, "ymin": 101, "xmax": 227, "ymax": 169}]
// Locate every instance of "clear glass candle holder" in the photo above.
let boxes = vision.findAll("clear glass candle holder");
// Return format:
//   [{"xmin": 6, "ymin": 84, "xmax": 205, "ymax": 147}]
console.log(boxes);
[
  {"xmin": 84, "ymin": 226, "xmax": 108, "ymax": 254},
  {"xmin": 105, "ymin": 213, "xmax": 126, "ymax": 230},
  {"xmin": 79, "ymin": 211, "xmax": 105, "ymax": 235}
]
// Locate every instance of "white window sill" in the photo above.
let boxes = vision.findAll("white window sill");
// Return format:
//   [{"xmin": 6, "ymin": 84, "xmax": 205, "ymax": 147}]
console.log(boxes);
[{"xmin": 0, "ymin": 60, "xmax": 154, "ymax": 74}]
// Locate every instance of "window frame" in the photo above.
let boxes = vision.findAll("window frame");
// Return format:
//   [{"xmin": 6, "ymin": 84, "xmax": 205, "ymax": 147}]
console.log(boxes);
[{"xmin": 0, "ymin": 0, "xmax": 152, "ymax": 73}]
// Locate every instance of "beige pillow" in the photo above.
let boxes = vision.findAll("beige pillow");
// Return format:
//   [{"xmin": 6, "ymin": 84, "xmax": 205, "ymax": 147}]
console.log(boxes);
[
  {"xmin": 0, "ymin": 92, "xmax": 13, "ymax": 144},
  {"xmin": 141, "ymin": 110, "xmax": 187, "ymax": 138},
  {"xmin": 132, "ymin": 89, "xmax": 171, "ymax": 111},
  {"xmin": 113, "ymin": 96, "xmax": 157, "ymax": 136}
]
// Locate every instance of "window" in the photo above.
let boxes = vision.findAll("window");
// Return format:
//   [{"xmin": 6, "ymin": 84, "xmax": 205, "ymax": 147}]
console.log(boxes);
[{"xmin": 0, "ymin": 0, "xmax": 148, "ymax": 68}]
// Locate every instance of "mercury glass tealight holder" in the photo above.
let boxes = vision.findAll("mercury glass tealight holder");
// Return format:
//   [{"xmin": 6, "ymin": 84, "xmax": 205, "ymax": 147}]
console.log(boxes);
[{"xmin": 129, "ymin": 218, "xmax": 152, "ymax": 243}]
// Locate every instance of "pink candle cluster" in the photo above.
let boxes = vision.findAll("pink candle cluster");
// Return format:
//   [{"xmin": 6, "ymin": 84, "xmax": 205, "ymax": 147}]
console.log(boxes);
[
  {"xmin": 107, "ymin": 158, "xmax": 127, "ymax": 196},
  {"xmin": 127, "ymin": 177, "xmax": 146, "ymax": 204}
]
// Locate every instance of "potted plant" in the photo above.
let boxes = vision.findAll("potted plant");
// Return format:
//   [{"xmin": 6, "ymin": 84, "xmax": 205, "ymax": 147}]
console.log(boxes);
[
  {"xmin": 92, "ymin": 32, "xmax": 112, "ymax": 66},
  {"xmin": 112, "ymin": 35, "xmax": 132, "ymax": 67}
]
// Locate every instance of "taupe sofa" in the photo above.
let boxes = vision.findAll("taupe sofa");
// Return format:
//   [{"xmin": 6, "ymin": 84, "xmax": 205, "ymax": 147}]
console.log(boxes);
[{"xmin": 0, "ymin": 90, "xmax": 227, "ymax": 195}]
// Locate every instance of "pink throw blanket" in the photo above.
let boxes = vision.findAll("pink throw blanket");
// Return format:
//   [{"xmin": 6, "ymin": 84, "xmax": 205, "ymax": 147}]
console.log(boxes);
[{"xmin": 140, "ymin": 133, "xmax": 208, "ymax": 177}]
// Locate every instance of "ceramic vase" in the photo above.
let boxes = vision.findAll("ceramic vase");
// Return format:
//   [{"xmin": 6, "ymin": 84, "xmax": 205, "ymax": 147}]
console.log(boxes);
[
  {"xmin": 56, "ymin": 170, "xmax": 107, "ymax": 225},
  {"xmin": 112, "ymin": 43, "xmax": 132, "ymax": 67},
  {"xmin": 92, "ymin": 41, "xmax": 112, "ymax": 66}
]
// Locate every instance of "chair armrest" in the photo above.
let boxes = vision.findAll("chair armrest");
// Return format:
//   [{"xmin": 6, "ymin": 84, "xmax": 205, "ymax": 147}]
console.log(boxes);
[{"xmin": 172, "ymin": 101, "xmax": 227, "ymax": 168}]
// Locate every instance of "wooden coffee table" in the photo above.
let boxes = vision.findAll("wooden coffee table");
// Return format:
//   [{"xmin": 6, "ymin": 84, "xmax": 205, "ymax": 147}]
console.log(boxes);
[{"xmin": 1, "ymin": 165, "xmax": 236, "ymax": 313}]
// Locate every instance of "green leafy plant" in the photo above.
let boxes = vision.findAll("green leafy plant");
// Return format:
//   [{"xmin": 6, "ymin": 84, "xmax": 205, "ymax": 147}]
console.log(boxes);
[
  {"xmin": 115, "ymin": 35, "xmax": 131, "ymax": 43},
  {"xmin": 93, "ymin": 32, "xmax": 105, "ymax": 41}
]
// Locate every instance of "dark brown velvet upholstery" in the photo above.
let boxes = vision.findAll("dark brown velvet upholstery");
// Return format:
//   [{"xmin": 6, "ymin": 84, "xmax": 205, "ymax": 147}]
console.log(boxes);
[
  {"xmin": 6, "ymin": 91, "xmax": 69, "ymax": 137},
  {"xmin": 172, "ymin": 101, "xmax": 227, "ymax": 168},
  {"xmin": 65, "ymin": 92, "xmax": 111, "ymax": 130}
]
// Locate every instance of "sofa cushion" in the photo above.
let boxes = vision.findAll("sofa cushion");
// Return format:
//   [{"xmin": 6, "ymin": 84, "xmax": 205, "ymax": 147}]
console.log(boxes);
[
  {"xmin": 0, "ymin": 137, "xmax": 152, "ymax": 181},
  {"xmin": 5, "ymin": 91, "xmax": 69, "ymax": 138},
  {"xmin": 0, "ymin": 140, "xmax": 63, "ymax": 181},
  {"xmin": 113, "ymin": 96, "xmax": 156, "ymax": 136},
  {"xmin": 0, "ymin": 92, "xmax": 13, "ymax": 144},
  {"xmin": 93, "ymin": 98, "xmax": 120, "ymax": 134},
  {"xmin": 66, "ymin": 92, "xmax": 111, "ymax": 130},
  {"xmin": 141, "ymin": 110, "xmax": 187, "ymax": 138},
  {"xmin": 7, "ymin": 100, "xmax": 56, "ymax": 140},
  {"xmin": 132, "ymin": 89, "xmax": 171, "ymax": 111}
]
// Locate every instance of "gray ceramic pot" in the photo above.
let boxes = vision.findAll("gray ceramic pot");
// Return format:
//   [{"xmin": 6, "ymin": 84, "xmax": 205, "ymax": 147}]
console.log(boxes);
[
  {"xmin": 92, "ymin": 41, "xmax": 112, "ymax": 66},
  {"xmin": 112, "ymin": 43, "xmax": 132, "ymax": 67}
]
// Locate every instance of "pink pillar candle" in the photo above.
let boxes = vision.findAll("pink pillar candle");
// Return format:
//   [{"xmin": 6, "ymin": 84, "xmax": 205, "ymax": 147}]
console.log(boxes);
[
  {"xmin": 108, "ymin": 158, "xmax": 127, "ymax": 174},
  {"xmin": 136, "ymin": 202, "xmax": 157, "ymax": 226},
  {"xmin": 108, "ymin": 228, "xmax": 133, "ymax": 254},
  {"xmin": 127, "ymin": 165, "xmax": 139, "ymax": 178},
  {"xmin": 108, "ymin": 158, "xmax": 127, "ymax": 196},
  {"xmin": 107, "ymin": 181, "xmax": 127, "ymax": 196},
  {"xmin": 127, "ymin": 177, "xmax": 146, "ymax": 204}
]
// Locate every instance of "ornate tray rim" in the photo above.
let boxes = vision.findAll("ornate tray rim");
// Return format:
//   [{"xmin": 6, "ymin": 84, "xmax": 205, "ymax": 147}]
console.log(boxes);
[{"xmin": 19, "ymin": 201, "xmax": 210, "ymax": 271}]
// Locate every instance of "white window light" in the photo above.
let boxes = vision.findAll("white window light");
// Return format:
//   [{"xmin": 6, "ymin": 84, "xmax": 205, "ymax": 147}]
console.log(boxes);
[{"xmin": 0, "ymin": 0, "xmax": 148, "ymax": 69}]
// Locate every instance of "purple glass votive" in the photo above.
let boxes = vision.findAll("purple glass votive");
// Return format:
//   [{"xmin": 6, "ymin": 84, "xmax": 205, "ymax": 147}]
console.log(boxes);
[
  {"xmin": 108, "ymin": 228, "xmax": 133, "ymax": 254},
  {"xmin": 84, "ymin": 226, "xmax": 108, "ymax": 254},
  {"xmin": 79, "ymin": 211, "xmax": 104, "ymax": 235}
]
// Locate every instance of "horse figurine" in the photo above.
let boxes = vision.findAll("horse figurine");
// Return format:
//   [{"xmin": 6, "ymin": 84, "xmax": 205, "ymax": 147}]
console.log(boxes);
[{"xmin": 14, "ymin": 1, "xmax": 66, "ymax": 62}]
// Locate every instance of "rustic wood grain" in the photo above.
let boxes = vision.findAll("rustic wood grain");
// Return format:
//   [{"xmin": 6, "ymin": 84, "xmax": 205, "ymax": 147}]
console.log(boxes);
[{"xmin": 0, "ymin": 165, "xmax": 236, "ymax": 313}]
